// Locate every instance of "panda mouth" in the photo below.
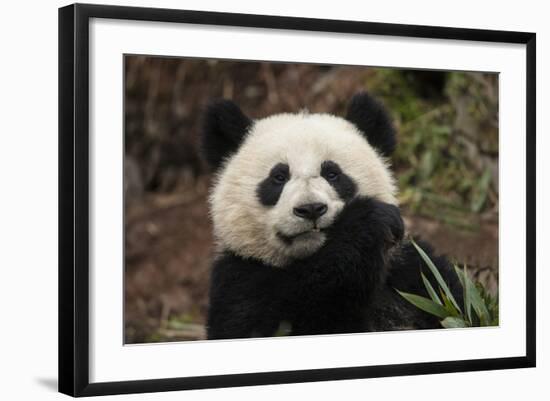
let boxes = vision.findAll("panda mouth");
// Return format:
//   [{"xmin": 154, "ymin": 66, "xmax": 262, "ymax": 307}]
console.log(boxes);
[{"xmin": 277, "ymin": 227, "xmax": 325, "ymax": 244}]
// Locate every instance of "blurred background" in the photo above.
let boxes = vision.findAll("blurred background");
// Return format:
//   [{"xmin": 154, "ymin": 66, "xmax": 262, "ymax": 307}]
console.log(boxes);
[{"xmin": 124, "ymin": 55, "xmax": 499, "ymax": 344}]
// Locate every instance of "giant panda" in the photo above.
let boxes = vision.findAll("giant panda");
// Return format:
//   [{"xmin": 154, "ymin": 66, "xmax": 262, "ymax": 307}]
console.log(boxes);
[{"xmin": 201, "ymin": 92, "xmax": 463, "ymax": 339}]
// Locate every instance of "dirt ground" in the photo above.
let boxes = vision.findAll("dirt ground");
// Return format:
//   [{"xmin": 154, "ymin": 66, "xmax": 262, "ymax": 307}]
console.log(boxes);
[{"xmin": 125, "ymin": 178, "xmax": 212, "ymax": 342}]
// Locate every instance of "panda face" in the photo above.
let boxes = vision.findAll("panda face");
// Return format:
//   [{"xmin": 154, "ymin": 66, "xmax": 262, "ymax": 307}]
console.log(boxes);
[
  {"xmin": 255, "ymin": 157, "xmax": 348, "ymax": 261},
  {"xmin": 208, "ymin": 111, "xmax": 397, "ymax": 267}
]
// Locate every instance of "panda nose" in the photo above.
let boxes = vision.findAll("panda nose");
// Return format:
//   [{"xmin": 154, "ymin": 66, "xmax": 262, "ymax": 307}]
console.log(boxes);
[{"xmin": 293, "ymin": 202, "xmax": 328, "ymax": 221}]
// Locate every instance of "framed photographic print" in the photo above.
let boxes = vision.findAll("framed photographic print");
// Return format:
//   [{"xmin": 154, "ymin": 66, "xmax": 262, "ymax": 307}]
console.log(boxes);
[{"xmin": 58, "ymin": 3, "xmax": 536, "ymax": 397}]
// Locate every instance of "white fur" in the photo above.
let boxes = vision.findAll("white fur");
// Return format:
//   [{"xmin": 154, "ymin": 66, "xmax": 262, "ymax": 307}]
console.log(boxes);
[{"xmin": 210, "ymin": 112, "xmax": 397, "ymax": 267}]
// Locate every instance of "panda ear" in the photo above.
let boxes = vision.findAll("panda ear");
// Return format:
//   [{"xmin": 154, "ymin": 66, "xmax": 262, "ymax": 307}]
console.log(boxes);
[
  {"xmin": 345, "ymin": 92, "xmax": 397, "ymax": 157},
  {"xmin": 201, "ymin": 99, "xmax": 252, "ymax": 170}
]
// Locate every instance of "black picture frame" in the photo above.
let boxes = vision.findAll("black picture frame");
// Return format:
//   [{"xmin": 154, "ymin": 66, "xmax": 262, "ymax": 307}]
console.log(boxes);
[{"xmin": 58, "ymin": 3, "xmax": 536, "ymax": 397}]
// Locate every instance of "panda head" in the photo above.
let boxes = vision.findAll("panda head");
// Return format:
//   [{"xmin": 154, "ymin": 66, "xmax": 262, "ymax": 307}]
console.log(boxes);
[{"xmin": 202, "ymin": 92, "xmax": 398, "ymax": 267}]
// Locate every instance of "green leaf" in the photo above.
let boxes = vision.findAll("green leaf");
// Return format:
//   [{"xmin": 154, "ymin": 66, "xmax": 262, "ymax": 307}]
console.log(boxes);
[
  {"xmin": 467, "ymin": 278, "xmax": 491, "ymax": 326},
  {"xmin": 471, "ymin": 168, "xmax": 492, "ymax": 212},
  {"xmin": 478, "ymin": 284, "xmax": 499, "ymax": 326},
  {"xmin": 419, "ymin": 151, "xmax": 434, "ymax": 180},
  {"xmin": 396, "ymin": 290, "xmax": 450, "ymax": 319},
  {"xmin": 453, "ymin": 265, "xmax": 472, "ymax": 324},
  {"xmin": 440, "ymin": 290, "xmax": 461, "ymax": 317},
  {"xmin": 441, "ymin": 317, "xmax": 468, "ymax": 328},
  {"xmin": 463, "ymin": 265, "xmax": 472, "ymax": 324},
  {"xmin": 421, "ymin": 272, "xmax": 442, "ymax": 305},
  {"xmin": 454, "ymin": 264, "xmax": 465, "ymax": 287},
  {"xmin": 411, "ymin": 239, "xmax": 462, "ymax": 313}
]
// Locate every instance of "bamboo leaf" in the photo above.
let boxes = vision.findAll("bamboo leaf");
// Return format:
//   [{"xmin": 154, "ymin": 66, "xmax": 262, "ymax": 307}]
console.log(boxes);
[
  {"xmin": 441, "ymin": 317, "xmax": 468, "ymax": 328},
  {"xmin": 453, "ymin": 265, "xmax": 472, "ymax": 324},
  {"xmin": 463, "ymin": 265, "xmax": 472, "ymax": 324},
  {"xmin": 411, "ymin": 239, "xmax": 462, "ymax": 313},
  {"xmin": 396, "ymin": 290, "xmax": 450, "ymax": 319},
  {"xmin": 454, "ymin": 264, "xmax": 465, "ymax": 287},
  {"xmin": 440, "ymin": 290, "xmax": 460, "ymax": 317},
  {"xmin": 421, "ymin": 272, "xmax": 442, "ymax": 305},
  {"xmin": 465, "ymin": 275, "xmax": 490, "ymax": 326}
]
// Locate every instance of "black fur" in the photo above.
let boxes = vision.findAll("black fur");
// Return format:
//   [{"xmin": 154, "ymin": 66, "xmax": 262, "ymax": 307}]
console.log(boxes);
[
  {"xmin": 256, "ymin": 163, "xmax": 290, "ymax": 206},
  {"xmin": 206, "ymin": 197, "xmax": 463, "ymax": 339},
  {"xmin": 207, "ymin": 255, "xmax": 287, "ymax": 339},
  {"xmin": 346, "ymin": 92, "xmax": 397, "ymax": 157},
  {"xmin": 320, "ymin": 160, "xmax": 357, "ymax": 201},
  {"xmin": 201, "ymin": 99, "xmax": 252, "ymax": 170}
]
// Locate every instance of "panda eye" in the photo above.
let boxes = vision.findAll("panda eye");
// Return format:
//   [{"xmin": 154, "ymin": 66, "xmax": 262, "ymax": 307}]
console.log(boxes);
[
  {"xmin": 272, "ymin": 173, "xmax": 287, "ymax": 184},
  {"xmin": 326, "ymin": 171, "xmax": 339, "ymax": 181}
]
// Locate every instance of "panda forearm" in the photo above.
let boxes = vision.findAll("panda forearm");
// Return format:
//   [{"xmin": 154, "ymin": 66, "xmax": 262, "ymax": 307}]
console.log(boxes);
[
  {"xmin": 288, "ymin": 197, "xmax": 403, "ymax": 294},
  {"xmin": 279, "ymin": 198, "xmax": 403, "ymax": 335}
]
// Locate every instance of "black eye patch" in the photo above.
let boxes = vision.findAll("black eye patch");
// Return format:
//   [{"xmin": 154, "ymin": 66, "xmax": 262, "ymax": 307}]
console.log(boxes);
[
  {"xmin": 320, "ymin": 160, "xmax": 357, "ymax": 201},
  {"xmin": 257, "ymin": 163, "xmax": 290, "ymax": 206}
]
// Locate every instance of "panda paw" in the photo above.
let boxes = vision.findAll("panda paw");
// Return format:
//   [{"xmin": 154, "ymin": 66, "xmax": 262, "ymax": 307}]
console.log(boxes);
[{"xmin": 330, "ymin": 196, "xmax": 404, "ymax": 251}]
